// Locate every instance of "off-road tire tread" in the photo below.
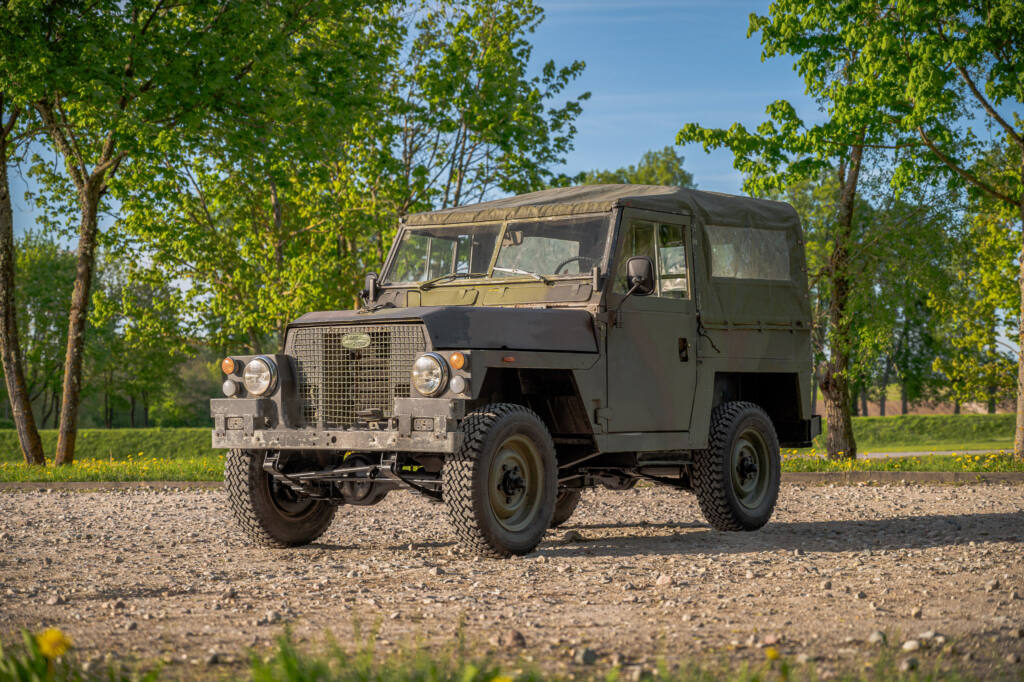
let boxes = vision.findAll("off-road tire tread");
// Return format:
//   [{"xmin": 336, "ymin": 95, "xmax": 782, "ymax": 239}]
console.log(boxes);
[
  {"xmin": 224, "ymin": 449, "xmax": 335, "ymax": 547},
  {"xmin": 550, "ymin": 489, "xmax": 582, "ymax": 528},
  {"xmin": 692, "ymin": 401, "xmax": 779, "ymax": 532},
  {"xmin": 443, "ymin": 403, "xmax": 555, "ymax": 558}
]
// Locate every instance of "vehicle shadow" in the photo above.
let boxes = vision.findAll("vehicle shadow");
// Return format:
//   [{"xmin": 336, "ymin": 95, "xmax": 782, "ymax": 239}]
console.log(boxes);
[{"xmin": 539, "ymin": 510, "xmax": 1024, "ymax": 558}]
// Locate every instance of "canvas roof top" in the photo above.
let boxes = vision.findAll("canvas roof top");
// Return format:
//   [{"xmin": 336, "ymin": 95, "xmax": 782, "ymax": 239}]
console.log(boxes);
[{"xmin": 403, "ymin": 184, "xmax": 800, "ymax": 230}]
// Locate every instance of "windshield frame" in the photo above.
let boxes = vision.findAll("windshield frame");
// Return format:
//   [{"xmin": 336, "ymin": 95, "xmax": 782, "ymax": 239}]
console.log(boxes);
[{"xmin": 380, "ymin": 211, "xmax": 614, "ymax": 287}]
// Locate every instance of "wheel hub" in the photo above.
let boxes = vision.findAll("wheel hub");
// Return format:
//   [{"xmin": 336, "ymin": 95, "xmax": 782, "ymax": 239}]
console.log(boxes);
[
  {"xmin": 498, "ymin": 465, "xmax": 526, "ymax": 501},
  {"xmin": 737, "ymin": 453, "xmax": 759, "ymax": 482}
]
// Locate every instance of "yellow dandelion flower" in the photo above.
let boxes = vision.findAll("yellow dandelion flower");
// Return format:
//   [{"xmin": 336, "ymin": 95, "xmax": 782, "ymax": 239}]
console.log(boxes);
[
  {"xmin": 36, "ymin": 628, "xmax": 72, "ymax": 659},
  {"xmin": 765, "ymin": 647, "xmax": 780, "ymax": 661},
  {"xmin": 492, "ymin": 676, "xmax": 515, "ymax": 682}
]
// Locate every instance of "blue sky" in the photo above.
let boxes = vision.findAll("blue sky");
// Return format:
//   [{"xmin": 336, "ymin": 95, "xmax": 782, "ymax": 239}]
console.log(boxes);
[
  {"xmin": 11, "ymin": 0, "xmax": 821, "ymax": 235},
  {"xmin": 532, "ymin": 0, "xmax": 820, "ymax": 191}
]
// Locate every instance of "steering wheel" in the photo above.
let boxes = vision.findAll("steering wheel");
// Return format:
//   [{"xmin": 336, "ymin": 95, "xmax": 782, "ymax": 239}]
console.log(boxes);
[{"xmin": 553, "ymin": 255, "xmax": 595, "ymax": 275}]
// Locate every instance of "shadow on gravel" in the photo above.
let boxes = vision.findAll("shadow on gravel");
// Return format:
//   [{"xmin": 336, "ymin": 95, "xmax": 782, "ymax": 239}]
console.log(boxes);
[{"xmin": 539, "ymin": 511, "xmax": 1024, "ymax": 558}]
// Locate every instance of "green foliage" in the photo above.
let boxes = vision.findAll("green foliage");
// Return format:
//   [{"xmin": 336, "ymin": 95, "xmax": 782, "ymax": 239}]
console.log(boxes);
[
  {"xmin": 11, "ymin": 232, "xmax": 75, "ymax": 428},
  {"xmin": 0, "ymin": 428, "xmax": 214, "ymax": 463},
  {"xmin": 930, "ymin": 158, "xmax": 1019, "ymax": 407},
  {"xmin": 579, "ymin": 146, "xmax": 695, "ymax": 188},
  {"xmin": 0, "ymin": 628, "xmax": 157, "ymax": 682},
  {"xmin": 110, "ymin": 0, "xmax": 588, "ymax": 351}
]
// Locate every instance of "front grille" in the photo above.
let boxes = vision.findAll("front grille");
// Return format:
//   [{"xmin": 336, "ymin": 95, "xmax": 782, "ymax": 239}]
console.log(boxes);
[{"xmin": 286, "ymin": 324, "xmax": 426, "ymax": 428}]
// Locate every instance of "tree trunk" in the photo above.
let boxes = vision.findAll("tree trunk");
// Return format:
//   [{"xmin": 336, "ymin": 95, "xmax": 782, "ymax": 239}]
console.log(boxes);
[
  {"xmin": 103, "ymin": 388, "xmax": 111, "ymax": 429},
  {"xmin": 819, "ymin": 142, "xmax": 864, "ymax": 460},
  {"xmin": 0, "ymin": 99, "xmax": 45, "ymax": 465},
  {"xmin": 900, "ymin": 383, "xmax": 908, "ymax": 415},
  {"xmin": 1017, "ymin": 195, "xmax": 1024, "ymax": 459},
  {"xmin": 130, "ymin": 394, "xmax": 136, "ymax": 427},
  {"xmin": 953, "ymin": 398, "xmax": 961, "ymax": 415},
  {"xmin": 820, "ymin": 363, "xmax": 856, "ymax": 460},
  {"xmin": 142, "ymin": 390, "xmax": 149, "ymax": 427},
  {"xmin": 54, "ymin": 194, "xmax": 100, "ymax": 462},
  {"xmin": 987, "ymin": 383, "xmax": 997, "ymax": 415},
  {"xmin": 860, "ymin": 390, "xmax": 869, "ymax": 417}
]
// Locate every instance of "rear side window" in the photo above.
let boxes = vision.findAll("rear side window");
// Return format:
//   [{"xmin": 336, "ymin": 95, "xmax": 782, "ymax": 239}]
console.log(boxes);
[{"xmin": 706, "ymin": 225, "xmax": 790, "ymax": 281}]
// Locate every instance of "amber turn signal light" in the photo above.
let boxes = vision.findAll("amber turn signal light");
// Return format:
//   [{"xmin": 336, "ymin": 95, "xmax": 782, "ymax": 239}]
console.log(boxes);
[
  {"xmin": 449, "ymin": 351, "xmax": 466, "ymax": 370},
  {"xmin": 221, "ymin": 357, "xmax": 237, "ymax": 375}
]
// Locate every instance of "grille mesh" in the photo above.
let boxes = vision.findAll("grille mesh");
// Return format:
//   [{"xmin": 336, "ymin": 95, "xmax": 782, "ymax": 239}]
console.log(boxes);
[{"xmin": 287, "ymin": 325, "xmax": 426, "ymax": 428}]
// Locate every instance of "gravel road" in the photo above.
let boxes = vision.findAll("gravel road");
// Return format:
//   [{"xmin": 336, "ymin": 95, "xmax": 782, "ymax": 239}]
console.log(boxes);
[{"xmin": 1, "ymin": 483, "xmax": 1023, "ymax": 679}]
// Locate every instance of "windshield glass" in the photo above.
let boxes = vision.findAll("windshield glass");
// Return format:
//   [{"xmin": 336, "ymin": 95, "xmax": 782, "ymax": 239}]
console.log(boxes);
[
  {"xmin": 493, "ymin": 215, "xmax": 609, "ymax": 277},
  {"xmin": 383, "ymin": 214, "xmax": 610, "ymax": 284},
  {"xmin": 383, "ymin": 223, "xmax": 502, "ymax": 283}
]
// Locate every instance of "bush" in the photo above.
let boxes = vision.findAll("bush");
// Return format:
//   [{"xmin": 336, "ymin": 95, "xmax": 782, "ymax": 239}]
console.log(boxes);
[{"xmin": 0, "ymin": 428, "xmax": 214, "ymax": 463}]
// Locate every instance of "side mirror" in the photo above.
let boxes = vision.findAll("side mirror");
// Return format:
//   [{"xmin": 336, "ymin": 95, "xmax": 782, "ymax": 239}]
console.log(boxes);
[
  {"xmin": 361, "ymin": 272, "xmax": 379, "ymax": 304},
  {"xmin": 626, "ymin": 256, "xmax": 655, "ymax": 296}
]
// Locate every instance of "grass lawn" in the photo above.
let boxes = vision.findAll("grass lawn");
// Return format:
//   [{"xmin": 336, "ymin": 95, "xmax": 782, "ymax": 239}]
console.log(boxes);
[{"xmin": 0, "ymin": 453, "xmax": 224, "ymax": 482}]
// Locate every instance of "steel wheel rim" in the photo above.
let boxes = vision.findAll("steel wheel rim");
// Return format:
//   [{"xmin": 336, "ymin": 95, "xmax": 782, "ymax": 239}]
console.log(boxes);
[
  {"xmin": 730, "ymin": 429, "xmax": 770, "ymax": 510},
  {"xmin": 488, "ymin": 434, "xmax": 543, "ymax": 533},
  {"xmin": 266, "ymin": 476, "xmax": 319, "ymax": 518}
]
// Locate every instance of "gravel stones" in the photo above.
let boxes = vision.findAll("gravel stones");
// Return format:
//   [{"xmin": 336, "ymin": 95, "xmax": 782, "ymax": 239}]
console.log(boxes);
[
  {"xmin": 491, "ymin": 628, "xmax": 526, "ymax": 649},
  {"xmin": 0, "ymin": 484, "xmax": 1022, "ymax": 677}
]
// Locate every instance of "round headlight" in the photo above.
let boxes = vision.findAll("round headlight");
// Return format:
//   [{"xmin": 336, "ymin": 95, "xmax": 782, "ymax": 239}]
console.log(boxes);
[
  {"xmin": 243, "ymin": 356, "xmax": 278, "ymax": 396},
  {"xmin": 411, "ymin": 353, "xmax": 449, "ymax": 396}
]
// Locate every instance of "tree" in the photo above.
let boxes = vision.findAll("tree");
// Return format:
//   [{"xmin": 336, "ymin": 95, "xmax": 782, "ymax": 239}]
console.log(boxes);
[
  {"xmin": 580, "ymin": 146, "xmax": 696, "ymax": 188},
  {"xmin": 1, "ymin": 1, "xmax": 388, "ymax": 463},
  {"xmin": 0, "ymin": 95, "xmax": 44, "ymax": 464},
  {"xmin": 395, "ymin": 0, "xmax": 589, "ymax": 209},
  {"xmin": 120, "ymin": 0, "xmax": 588, "ymax": 350},
  {"xmin": 15, "ymin": 232, "xmax": 76, "ymax": 429},
  {"xmin": 731, "ymin": 1, "xmax": 1024, "ymax": 450},
  {"xmin": 931, "ymin": 191, "xmax": 1018, "ymax": 412}
]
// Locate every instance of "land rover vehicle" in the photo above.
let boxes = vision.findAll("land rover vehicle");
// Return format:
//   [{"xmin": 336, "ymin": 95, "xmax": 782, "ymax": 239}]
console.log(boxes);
[{"xmin": 213, "ymin": 184, "xmax": 820, "ymax": 557}]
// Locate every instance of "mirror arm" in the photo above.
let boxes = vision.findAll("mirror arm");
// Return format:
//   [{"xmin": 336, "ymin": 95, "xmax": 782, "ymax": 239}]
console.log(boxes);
[{"xmin": 610, "ymin": 280, "xmax": 641, "ymax": 328}]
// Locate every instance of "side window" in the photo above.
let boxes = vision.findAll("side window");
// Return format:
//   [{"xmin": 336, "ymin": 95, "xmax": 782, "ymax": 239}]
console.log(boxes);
[
  {"xmin": 706, "ymin": 225, "xmax": 790, "ymax": 280},
  {"xmin": 614, "ymin": 220, "xmax": 656, "ymax": 293},
  {"xmin": 657, "ymin": 223, "xmax": 688, "ymax": 299},
  {"xmin": 614, "ymin": 219, "xmax": 690, "ymax": 299}
]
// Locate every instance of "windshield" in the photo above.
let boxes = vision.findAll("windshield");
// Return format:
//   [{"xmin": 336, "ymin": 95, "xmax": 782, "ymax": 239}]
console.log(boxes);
[
  {"xmin": 383, "ymin": 214, "xmax": 610, "ymax": 284},
  {"xmin": 384, "ymin": 223, "xmax": 502, "ymax": 283}
]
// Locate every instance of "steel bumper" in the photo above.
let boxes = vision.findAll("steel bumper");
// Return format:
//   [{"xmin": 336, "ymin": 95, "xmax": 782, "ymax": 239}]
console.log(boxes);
[{"xmin": 210, "ymin": 397, "xmax": 464, "ymax": 453}]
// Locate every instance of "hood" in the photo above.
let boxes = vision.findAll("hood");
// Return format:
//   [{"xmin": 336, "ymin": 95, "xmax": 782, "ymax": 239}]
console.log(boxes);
[{"xmin": 289, "ymin": 306, "xmax": 598, "ymax": 353}]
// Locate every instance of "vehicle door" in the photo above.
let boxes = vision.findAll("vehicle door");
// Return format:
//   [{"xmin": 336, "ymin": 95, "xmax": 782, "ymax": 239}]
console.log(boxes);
[{"xmin": 606, "ymin": 210, "xmax": 697, "ymax": 433}]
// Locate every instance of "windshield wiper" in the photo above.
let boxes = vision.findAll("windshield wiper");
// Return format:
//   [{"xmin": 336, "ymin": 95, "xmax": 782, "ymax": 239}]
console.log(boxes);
[
  {"xmin": 418, "ymin": 272, "xmax": 487, "ymax": 291},
  {"xmin": 491, "ymin": 266, "xmax": 553, "ymax": 284}
]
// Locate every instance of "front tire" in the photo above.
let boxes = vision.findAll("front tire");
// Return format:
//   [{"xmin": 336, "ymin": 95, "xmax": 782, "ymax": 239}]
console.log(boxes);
[
  {"xmin": 225, "ymin": 449, "xmax": 337, "ymax": 547},
  {"xmin": 443, "ymin": 404, "xmax": 556, "ymax": 557},
  {"xmin": 692, "ymin": 402, "xmax": 780, "ymax": 531},
  {"xmin": 550, "ymin": 488, "xmax": 582, "ymax": 528}
]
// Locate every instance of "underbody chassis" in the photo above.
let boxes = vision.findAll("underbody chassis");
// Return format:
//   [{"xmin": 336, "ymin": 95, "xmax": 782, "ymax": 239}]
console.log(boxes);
[{"xmin": 256, "ymin": 447, "xmax": 694, "ymax": 505}]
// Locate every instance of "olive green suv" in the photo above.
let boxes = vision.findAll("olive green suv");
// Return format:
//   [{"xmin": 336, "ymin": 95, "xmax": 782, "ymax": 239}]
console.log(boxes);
[{"xmin": 212, "ymin": 184, "xmax": 820, "ymax": 557}]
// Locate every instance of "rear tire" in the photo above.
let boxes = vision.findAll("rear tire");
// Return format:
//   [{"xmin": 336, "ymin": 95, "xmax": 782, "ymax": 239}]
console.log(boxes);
[
  {"xmin": 443, "ymin": 403, "xmax": 556, "ymax": 557},
  {"xmin": 550, "ymin": 488, "xmax": 582, "ymax": 528},
  {"xmin": 225, "ymin": 449, "xmax": 336, "ymax": 547},
  {"xmin": 692, "ymin": 402, "xmax": 780, "ymax": 531}
]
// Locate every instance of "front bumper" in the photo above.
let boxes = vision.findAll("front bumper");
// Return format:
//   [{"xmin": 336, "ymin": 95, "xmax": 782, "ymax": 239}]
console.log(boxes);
[{"xmin": 211, "ymin": 397, "xmax": 464, "ymax": 453}]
